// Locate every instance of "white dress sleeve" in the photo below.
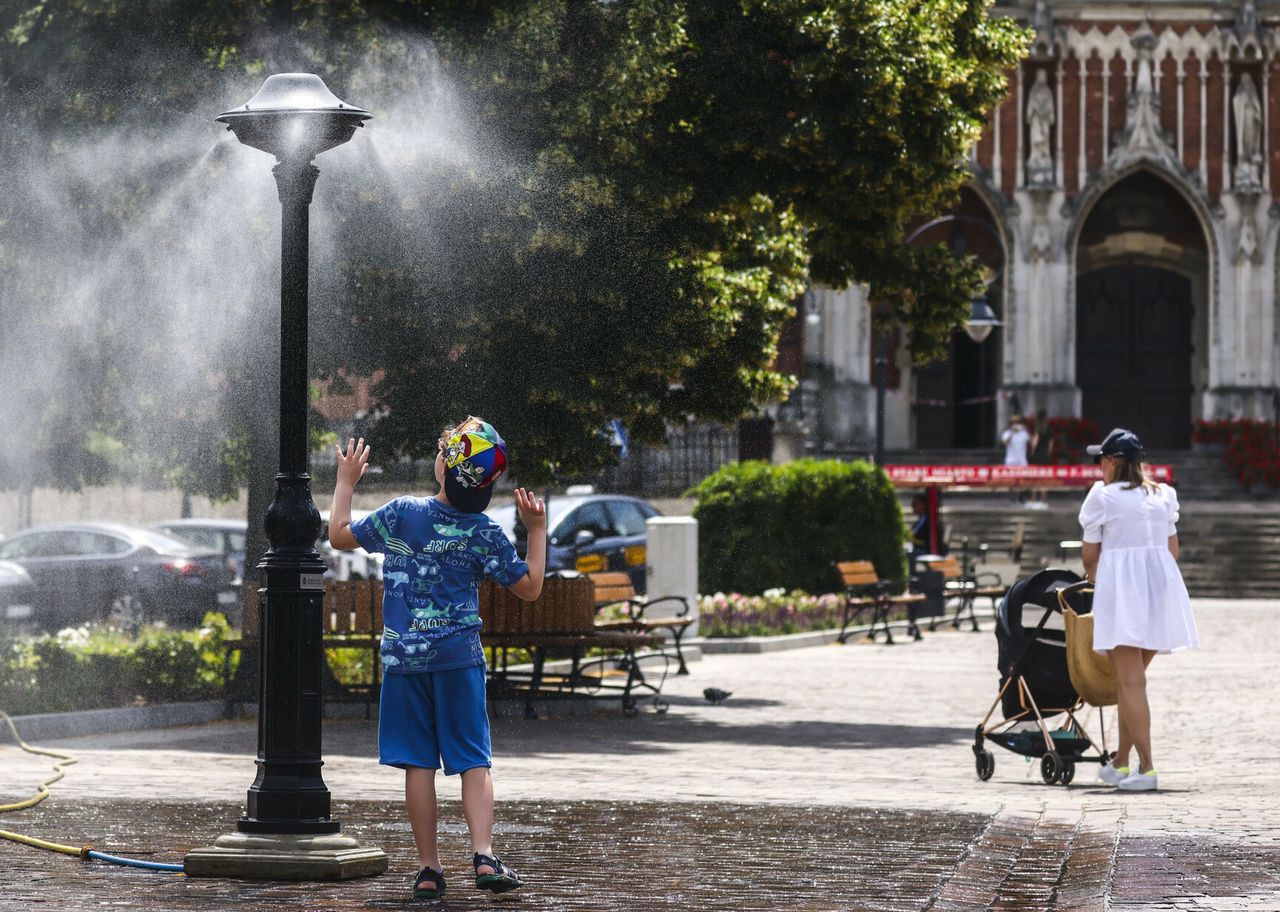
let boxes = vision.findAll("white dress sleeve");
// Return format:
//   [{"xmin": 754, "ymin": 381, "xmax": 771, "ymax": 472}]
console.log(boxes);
[
  {"xmin": 1164, "ymin": 484, "xmax": 1181, "ymax": 537},
  {"xmin": 1078, "ymin": 482, "xmax": 1106, "ymax": 544}
]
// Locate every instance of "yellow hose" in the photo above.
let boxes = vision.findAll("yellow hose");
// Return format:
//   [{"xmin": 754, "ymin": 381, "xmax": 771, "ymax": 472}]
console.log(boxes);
[
  {"xmin": 0, "ymin": 709, "xmax": 88, "ymax": 856},
  {"xmin": 0, "ymin": 708, "xmax": 76, "ymax": 812},
  {"xmin": 1, "ymin": 708, "xmax": 184, "ymax": 872}
]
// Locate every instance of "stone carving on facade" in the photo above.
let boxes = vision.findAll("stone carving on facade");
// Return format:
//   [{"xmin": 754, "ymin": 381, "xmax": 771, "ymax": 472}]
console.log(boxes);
[
  {"xmin": 1025, "ymin": 69, "xmax": 1056, "ymax": 187},
  {"xmin": 1114, "ymin": 21, "xmax": 1172, "ymax": 161},
  {"xmin": 1224, "ymin": 0, "xmax": 1265, "ymax": 59},
  {"xmin": 1028, "ymin": 192, "xmax": 1053, "ymax": 261},
  {"xmin": 1028, "ymin": 0, "xmax": 1065, "ymax": 60},
  {"xmin": 1235, "ymin": 211, "xmax": 1259, "ymax": 263},
  {"xmin": 1232, "ymin": 72, "xmax": 1264, "ymax": 192}
]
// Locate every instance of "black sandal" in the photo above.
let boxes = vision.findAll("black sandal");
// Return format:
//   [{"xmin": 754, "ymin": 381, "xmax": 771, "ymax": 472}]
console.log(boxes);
[
  {"xmin": 413, "ymin": 866, "xmax": 446, "ymax": 901},
  {"xmin": 473, "ymin": 852, "xmax": 524, "ymax": 894}
]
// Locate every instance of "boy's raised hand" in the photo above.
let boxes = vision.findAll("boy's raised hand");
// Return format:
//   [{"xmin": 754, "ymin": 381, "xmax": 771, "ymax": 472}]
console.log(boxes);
[
  {"xmin": 335, "ymin": 437, "xmax": 370, "ymax": 487},
  {"xmin": 514, "ymin": 488, "xmax": 546, "ymax": 530}
]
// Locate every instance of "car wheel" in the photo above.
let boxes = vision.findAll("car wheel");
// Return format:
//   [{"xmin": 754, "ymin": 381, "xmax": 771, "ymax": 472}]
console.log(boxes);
[{"xmin": 107, "ymin": 593, "xmax": 146, "ymax": 629}]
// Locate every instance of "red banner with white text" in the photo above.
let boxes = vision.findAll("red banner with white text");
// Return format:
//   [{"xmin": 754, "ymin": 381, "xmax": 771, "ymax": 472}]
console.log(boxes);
[{"xmin": 884, "ymin": 464, "xmax": 1174, "ymax": 488}]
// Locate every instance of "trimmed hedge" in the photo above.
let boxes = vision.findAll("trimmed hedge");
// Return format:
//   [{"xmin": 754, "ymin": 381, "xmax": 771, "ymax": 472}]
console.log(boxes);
[
  {"xmin": 690, "ymin": 459, "xmax": 906, "ymax": 595},
  {"xmin": 0, "ymin": 614, "xmax": 234, "ymax": 716}
]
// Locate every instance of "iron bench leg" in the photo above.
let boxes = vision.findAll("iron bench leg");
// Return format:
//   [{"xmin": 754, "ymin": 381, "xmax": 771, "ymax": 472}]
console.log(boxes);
[
  {"xmin": 877, "ymin": 597, "xmax": 896, "ymax": 645},
  {"xmin": 526, "ymin": 647, "xmax": 546, "ymax": 720},
  {"xmin": 907, "ymin": 601, "xmax": 923, "ymax": 641},
  {"xmin": 838, "ymin": 597, "xmax": 855, "ymax": 644},
  {"xmin": 665, "ymin": 624, "xmax": 690, "ymax": 675}
]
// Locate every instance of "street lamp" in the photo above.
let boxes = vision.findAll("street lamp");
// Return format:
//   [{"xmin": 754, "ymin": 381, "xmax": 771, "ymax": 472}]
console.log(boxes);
[
  {"xmin": 874, "ymin": 215, "xmax": 1005, "ymax": 464},
  {"xmin": 965, "ymin": 295, "xmax": 1002, "ymax": 344},
  {"xmin": 185, "ymin": 74, "xmax": 385, "ymax": 880}
]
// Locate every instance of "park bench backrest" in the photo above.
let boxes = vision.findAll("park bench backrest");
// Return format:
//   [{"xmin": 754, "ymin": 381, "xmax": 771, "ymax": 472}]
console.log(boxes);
[
  {"xmin": 835, "ymin": 561, "xmax": 880, "ymax": 588},
  {"xmin": 926, "ymin": 556, "xmax": 963, "ymax": 580},
  {"xmin": 241, "ymin": 588, "xmax": 261, "ymax": 637},
  {"xmin": 238, "ymin": 581, "xmax": 384, "ymax": 638},
  {"xmin": 589, "ymin": 571, "xmax": 636, "ymax": 607},
  {"xmin": 479, "ymin": 577, "xmax": 595, "ymax": 635},
  {"xmin": 325, "ymin": 579, "xmax": 382, "ymax": 635}
]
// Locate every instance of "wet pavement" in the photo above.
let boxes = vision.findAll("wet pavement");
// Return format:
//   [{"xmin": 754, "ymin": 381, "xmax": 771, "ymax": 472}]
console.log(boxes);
[{"xmin": 2, "ymin": 599, "xmax": 1279, "ymax": 909}]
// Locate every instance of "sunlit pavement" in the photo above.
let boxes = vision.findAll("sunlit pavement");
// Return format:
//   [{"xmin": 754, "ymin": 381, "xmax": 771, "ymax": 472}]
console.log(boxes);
[{"xmin": 2, "ymin": 600, "xmax": 1278, "ymax": 909}]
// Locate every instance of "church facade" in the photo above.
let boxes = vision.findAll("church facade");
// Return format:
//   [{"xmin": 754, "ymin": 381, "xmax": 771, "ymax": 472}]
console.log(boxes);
[{"xmin": 795, "ymin": 0, "xmax": 1280, "ymax": 457}]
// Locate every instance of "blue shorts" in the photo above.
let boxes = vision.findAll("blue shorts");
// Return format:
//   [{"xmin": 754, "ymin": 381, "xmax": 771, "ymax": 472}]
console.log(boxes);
[{"xmin": 378, "ymin": 664, "xmax": 491, "ymax": 776}]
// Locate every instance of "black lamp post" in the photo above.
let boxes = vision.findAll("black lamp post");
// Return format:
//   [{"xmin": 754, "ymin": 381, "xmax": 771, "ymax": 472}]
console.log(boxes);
[{"xmin": 185, "ymin": 74, "xmax": 384, "ymax": 880}]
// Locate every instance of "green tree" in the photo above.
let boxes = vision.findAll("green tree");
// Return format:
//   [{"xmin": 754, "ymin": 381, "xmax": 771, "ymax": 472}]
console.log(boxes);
[{"xmin": 2, "ymin": 0, "xmax": 1027, "ymax": 502}]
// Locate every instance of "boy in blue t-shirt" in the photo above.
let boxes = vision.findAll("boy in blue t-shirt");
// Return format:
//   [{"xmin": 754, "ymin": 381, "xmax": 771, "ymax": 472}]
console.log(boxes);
[{"xmin": 328, "ymin": 417, "xmax": 545, "ymax": 900}]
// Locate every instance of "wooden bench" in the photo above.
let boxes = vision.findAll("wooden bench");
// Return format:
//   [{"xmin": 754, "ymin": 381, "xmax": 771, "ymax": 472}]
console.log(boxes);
[
  {"xmin": 833, "ymin": 561, "xmax": 925, "ymax": 645},
  {"xmin": 223, "ymin": 581, "xmax": 384, "ymax": 717},
  {"xmin": 480, "ymin": 577, "xmax": 664, "ymax": 718},
  {"xmin": 225, "ymin": 577, "xmax": 667, "ymax": 719},
  {"xmin": 917, "ymin": 555, "xmax": 1007, "ymax": 632},
  {"xmin": 588, "ymin": 572, "xmax": 695, "ymax": 675}
]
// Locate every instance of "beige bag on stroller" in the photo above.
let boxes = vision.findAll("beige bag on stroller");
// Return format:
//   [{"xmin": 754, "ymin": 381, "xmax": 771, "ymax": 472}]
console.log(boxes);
[{"xmin": 1060, "ymin": 588, "xmax": 1118, "ymax": 707}]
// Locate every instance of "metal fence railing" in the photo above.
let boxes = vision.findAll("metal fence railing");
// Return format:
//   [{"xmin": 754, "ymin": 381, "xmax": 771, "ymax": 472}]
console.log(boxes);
[{"xmin": 596, "ymin": 424, "xmax": 740, "ymax": 497}]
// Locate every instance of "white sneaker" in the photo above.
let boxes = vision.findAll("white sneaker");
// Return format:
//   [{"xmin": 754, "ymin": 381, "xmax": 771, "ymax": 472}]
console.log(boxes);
[
  {"xmin": 1118, "ymin": 769, "xmax": 1158, "ymax": 792},
  {"xmin": 1098, "ymin": 760, "xmax": 1131, "ymax": 786}
]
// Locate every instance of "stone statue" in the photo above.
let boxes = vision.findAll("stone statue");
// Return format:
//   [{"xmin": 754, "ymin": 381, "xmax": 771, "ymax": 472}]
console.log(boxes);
[
  {"xmin": 1233, "ymin": 72, "xmax": 1263, "ymax": 191},
  {"xmin": 1119, "ymin": 23, "xmax": 1166, "ymax": 157},
  {"xmin": 1025, "ymin": 69, "xmax": 1055, "ymax": 184}
]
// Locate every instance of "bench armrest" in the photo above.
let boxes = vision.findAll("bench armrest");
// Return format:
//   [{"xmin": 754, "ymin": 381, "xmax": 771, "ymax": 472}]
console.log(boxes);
[{"xmin": 634, "ymin": 595, "xmax": 691, "ymax": 621}]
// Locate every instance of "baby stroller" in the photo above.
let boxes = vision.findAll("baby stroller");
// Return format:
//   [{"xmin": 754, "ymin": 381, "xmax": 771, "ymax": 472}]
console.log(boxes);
[{"xmin": 973, "ymin": 569, "xmax": 1111, "ymax": 786}]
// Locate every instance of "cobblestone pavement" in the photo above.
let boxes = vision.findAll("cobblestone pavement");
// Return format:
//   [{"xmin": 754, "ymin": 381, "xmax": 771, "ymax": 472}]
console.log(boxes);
[{"xmin": 2, "ymin": 599, "xmax": 1278, "ymax": 909}]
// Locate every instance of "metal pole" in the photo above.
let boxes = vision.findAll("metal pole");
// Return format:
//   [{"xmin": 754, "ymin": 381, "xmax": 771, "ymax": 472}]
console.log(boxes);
[
  {"xmin": 238, "ymin": 159, "xmax": 336, "ymax": 836},
  {"xmin": 875, "ymin": 320, "xmax": 888, "ymax": 465}
]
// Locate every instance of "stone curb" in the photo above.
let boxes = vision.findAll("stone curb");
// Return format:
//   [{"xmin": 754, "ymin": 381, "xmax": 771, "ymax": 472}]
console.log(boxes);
[
  {"xmin": 6, "ymin": 700, "xmax": 227, "ymax": 742},
  {"xmin": 696, "ymin": 608, "xmax": 998, "ymax": 654}
]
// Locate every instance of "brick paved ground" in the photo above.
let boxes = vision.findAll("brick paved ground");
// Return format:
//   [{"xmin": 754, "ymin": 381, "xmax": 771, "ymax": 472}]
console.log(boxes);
[{"xmin": 1, "ymin": 599, "xmax": 1277, "ymax": 909}]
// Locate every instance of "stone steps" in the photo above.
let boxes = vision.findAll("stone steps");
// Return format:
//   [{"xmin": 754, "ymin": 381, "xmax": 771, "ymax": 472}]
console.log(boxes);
[{"xmin": 938, "ymin": 505, "xmax": 1280, "ymax": 598}]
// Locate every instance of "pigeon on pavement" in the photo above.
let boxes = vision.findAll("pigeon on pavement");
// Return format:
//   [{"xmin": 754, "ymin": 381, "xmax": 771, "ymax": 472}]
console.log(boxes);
[{"xmin": 703, "ymin": 687, "xmax": 732, "ymax": 705}]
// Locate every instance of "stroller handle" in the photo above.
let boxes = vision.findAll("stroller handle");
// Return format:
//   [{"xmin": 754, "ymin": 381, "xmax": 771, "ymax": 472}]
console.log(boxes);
[{"xmin": 1059, "ymin": 579, "xmax": 1093, "ymax": 596}]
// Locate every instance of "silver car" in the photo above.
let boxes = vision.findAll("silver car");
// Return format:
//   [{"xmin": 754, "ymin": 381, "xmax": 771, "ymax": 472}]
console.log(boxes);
[{"xmin": 0, "ymin": 522, "xmax": 238, "ymax": 630}]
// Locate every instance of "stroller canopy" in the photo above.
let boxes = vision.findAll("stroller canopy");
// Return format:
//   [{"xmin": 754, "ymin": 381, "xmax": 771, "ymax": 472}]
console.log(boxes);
[{"xmin": 997, "ymin": 568, "xmax": 1084, "ymax": 641}]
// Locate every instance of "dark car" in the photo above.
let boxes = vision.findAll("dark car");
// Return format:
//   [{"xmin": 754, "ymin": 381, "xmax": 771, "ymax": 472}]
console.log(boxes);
[
  {"xmin": 0, "ymin": 559, "xmax": 38, "ymax": 630},
  {"xmin": 0, "ymin": 522, "xmax": 239, "ymax": 630},
  {"xmin": 488, "ymin": 492, "xmax": 660, "ymax": 593},
  {"xmin": 151, "ymin": 519, "xmax": 248, "ymax": 585}
]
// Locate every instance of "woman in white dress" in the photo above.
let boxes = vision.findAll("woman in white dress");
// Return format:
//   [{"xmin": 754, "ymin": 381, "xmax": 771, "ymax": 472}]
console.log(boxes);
[{"xmin": 1078, "ymin": 428, "xmax": 1198, "ymax": 792}]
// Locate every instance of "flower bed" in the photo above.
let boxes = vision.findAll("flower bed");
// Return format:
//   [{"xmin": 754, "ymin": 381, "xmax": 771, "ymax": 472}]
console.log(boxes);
[
  {"xmin": 1193, "ymin": 419, "xmax": 1280, "ymax": 489},
  {"xmin": 698, "ymin": 589, "xmax": 849, "ymax": 638}
]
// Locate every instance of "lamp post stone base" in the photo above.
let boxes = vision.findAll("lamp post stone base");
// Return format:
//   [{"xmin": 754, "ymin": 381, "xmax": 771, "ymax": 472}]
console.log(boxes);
[{"xmin": 184, "ymin": 831, "xmax": 388, "ymax": 881}]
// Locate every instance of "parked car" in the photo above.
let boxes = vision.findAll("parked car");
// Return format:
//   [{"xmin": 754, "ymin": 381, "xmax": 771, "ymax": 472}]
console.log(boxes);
[
  {"xmin": 318, "ymin": 510, "xmax": 385, "ymax": 580},
  {"xmin": 0, "ymin": 522, "xmax": 239, "ymax": 630},
  {"xmin": 0, "ymin": 560, "xmax": 38, "ymax": 629},
  {"xmin": 151, "ymin": 518, "xmax": 248, "ymax": 585},
  {"xmin": 488, "ymin": 492, "xmax": 661, "ymax": 593}
]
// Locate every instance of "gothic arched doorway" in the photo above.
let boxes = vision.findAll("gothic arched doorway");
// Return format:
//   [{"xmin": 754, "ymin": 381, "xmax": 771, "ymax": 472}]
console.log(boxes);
[
  {"xmin": 1075, "ymin": 170, "xmax": 1208, "ymax": 450},
  {"xmin": 911, "ymin": 187, "xmax": 1007, "ymax": 451}
]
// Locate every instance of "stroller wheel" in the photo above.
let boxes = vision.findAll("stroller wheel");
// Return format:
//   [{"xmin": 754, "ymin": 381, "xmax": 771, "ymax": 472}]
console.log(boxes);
[
  {"xmin": 1041, "ymin": 751, "xmax": 1064, "ymax": 785},
  {"xmin": 975, "ymin": 750, "xmax": 995, "ymax": 781},
  {"xmin": 1059, "ymin": 760, "xmax": 1076, "ymax": 786}
]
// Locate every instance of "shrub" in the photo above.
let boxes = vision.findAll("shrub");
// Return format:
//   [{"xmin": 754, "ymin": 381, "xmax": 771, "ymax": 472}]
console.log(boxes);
[
  {"xmin": 0, "ymin": 613, "xmax": 232, "ymax": 716},
  {"xmin": 690, "ymin": 459, "xmax": 906, "ymax": 595}
]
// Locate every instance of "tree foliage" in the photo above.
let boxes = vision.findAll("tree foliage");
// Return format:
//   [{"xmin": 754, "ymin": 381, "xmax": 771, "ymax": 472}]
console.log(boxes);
[{"xmin": 2, "ymin": 0, "xmax": 1027, "ymax": 492}]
